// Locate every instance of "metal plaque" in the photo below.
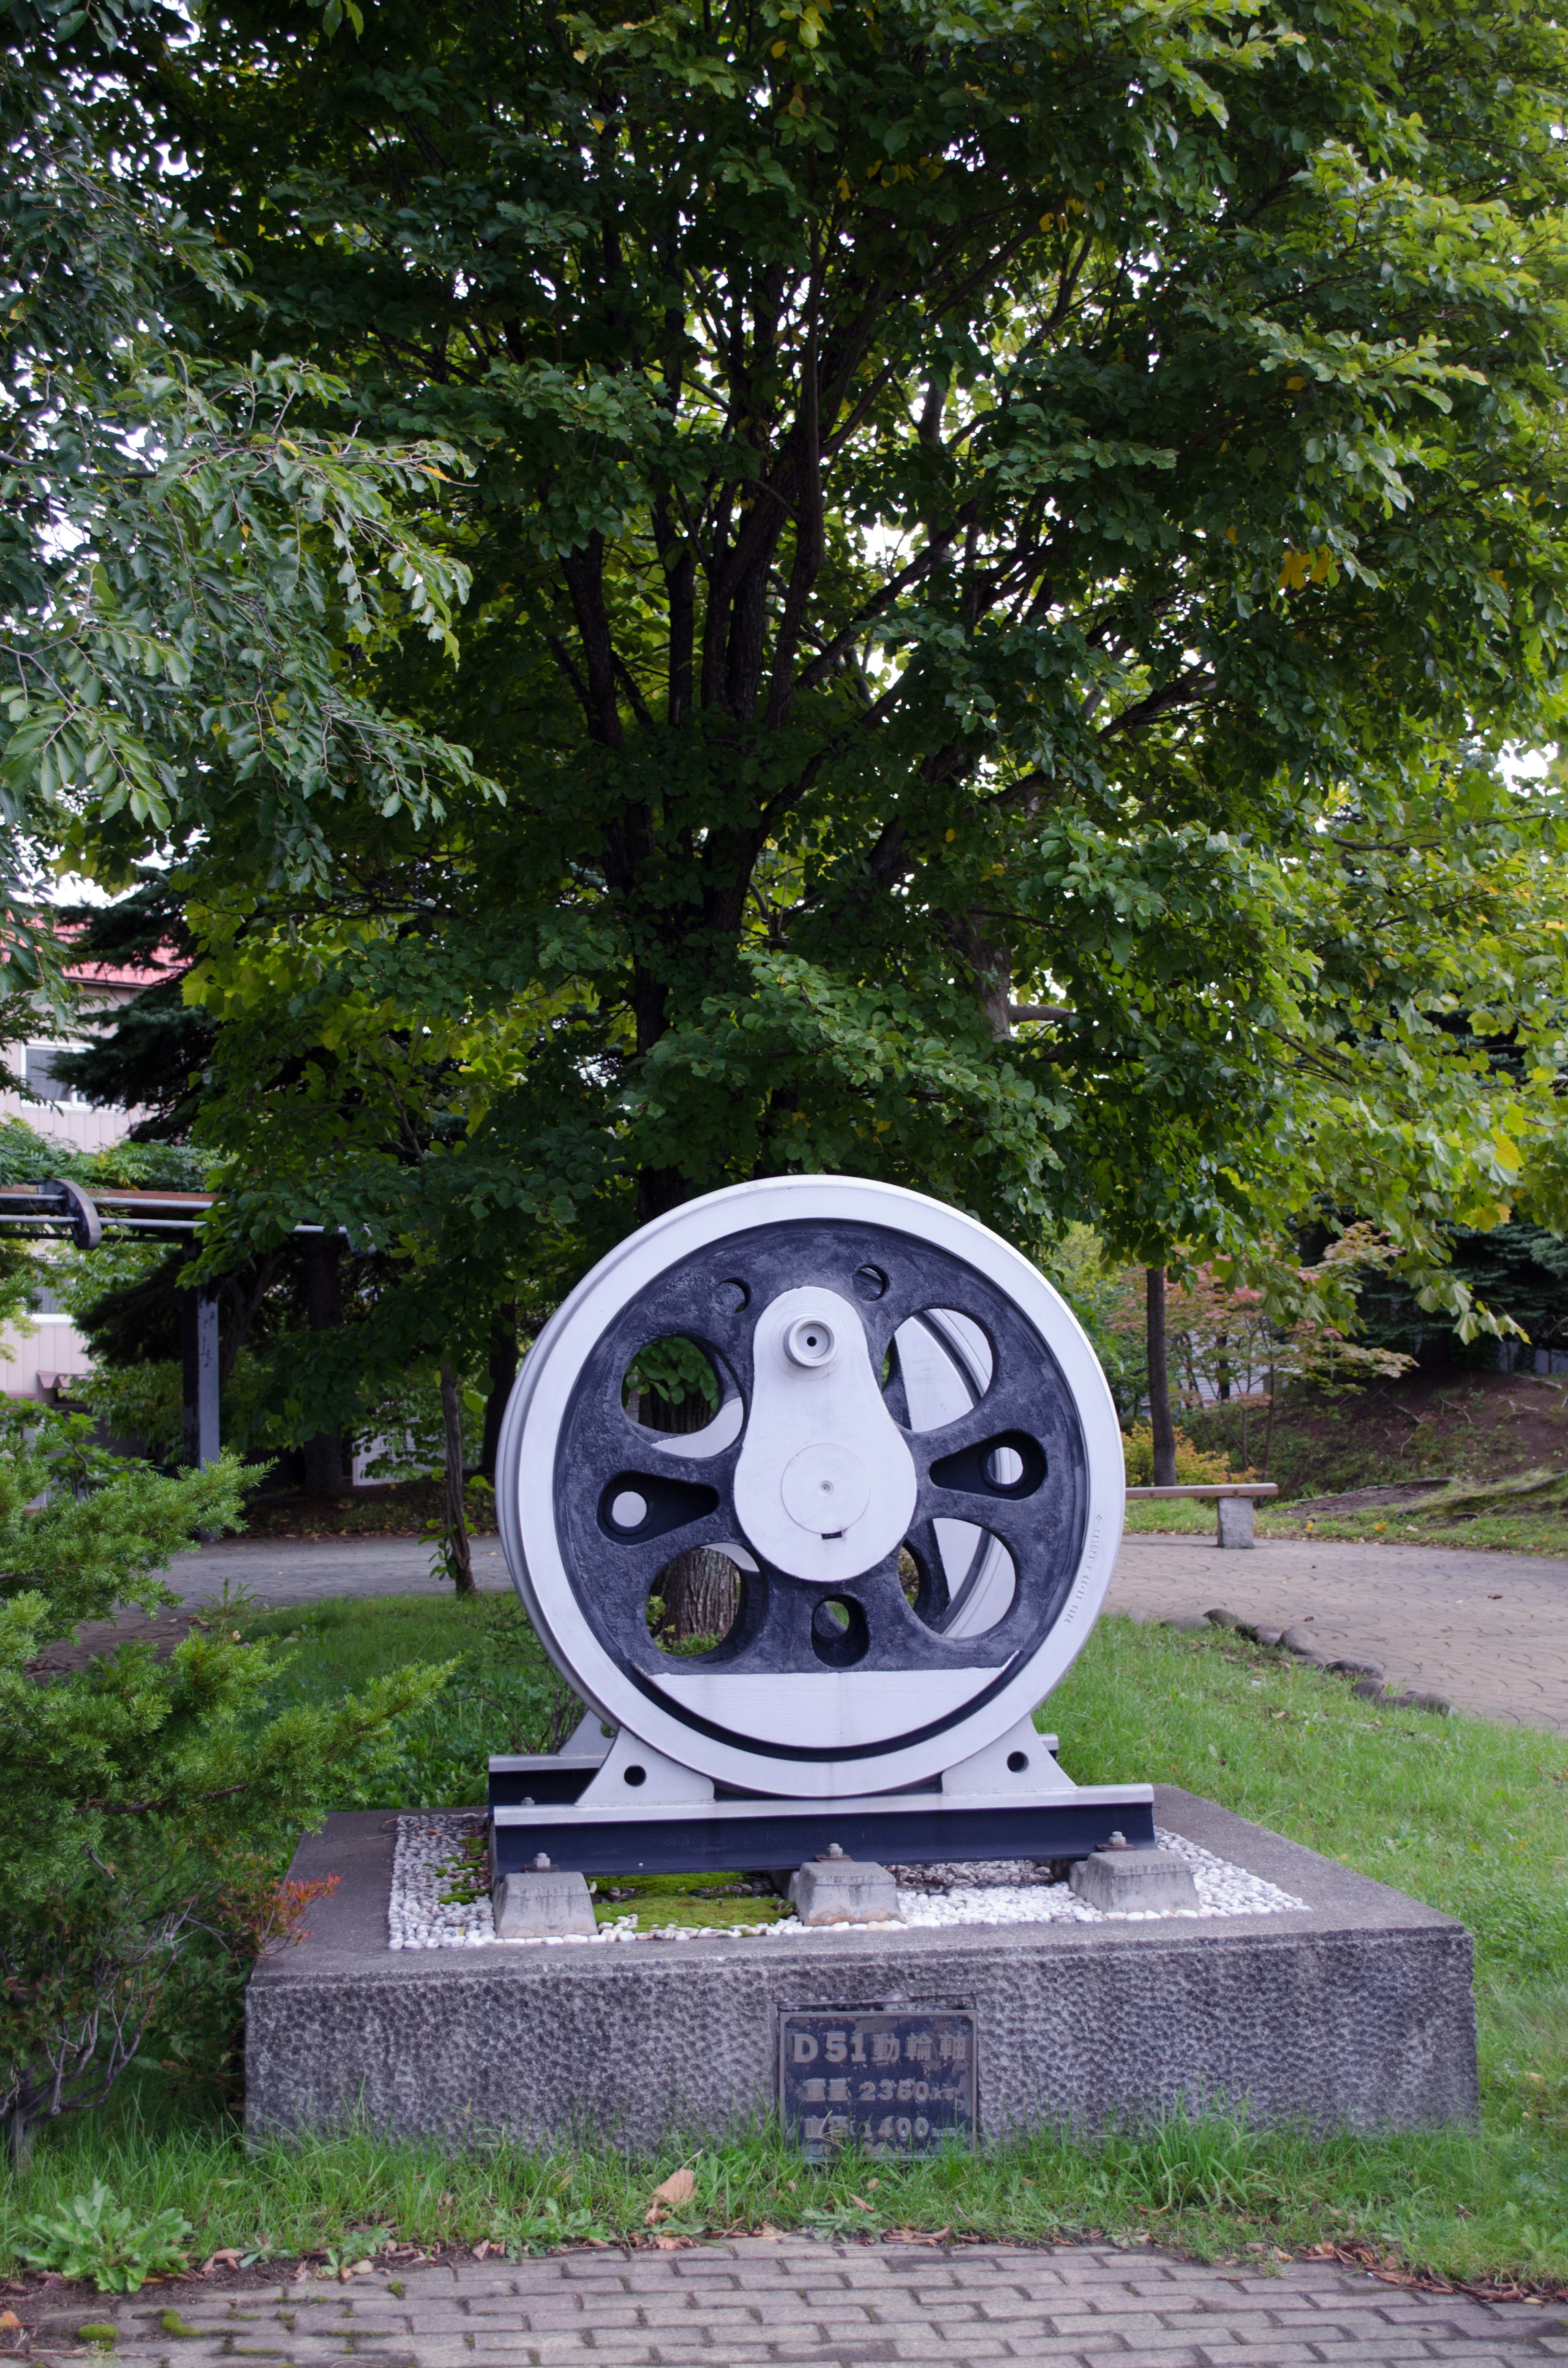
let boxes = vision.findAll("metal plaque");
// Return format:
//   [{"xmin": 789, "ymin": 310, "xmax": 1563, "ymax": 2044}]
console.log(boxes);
[{"xmin": 779, "ymin": 2009, "xmax": 977, "ymax": 2158}]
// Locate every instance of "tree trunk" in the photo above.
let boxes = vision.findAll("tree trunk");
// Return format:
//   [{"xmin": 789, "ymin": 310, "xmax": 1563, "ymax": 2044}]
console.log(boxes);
[
  {"xmin": 945, "ymin": 911, "xmax": 1013, "ymax": 1039},
  {"xmin": 439, "ymin": 1363, "xmax": 474, "ymax": 1595},
  {"xmin": 637, "ymin": 1165, "xmax": 688, "ymax": 1226},
  {"xmin": 478, "ymin": 1304, "xmax": 518, "ymax": 1483},
  {"xmin": 218, "ymin": 1248, "xmax": 283, "ymax": 1391},
  {"xmin": 300, "ymin": 1238, "xmax": 347, "ymax": 1492},
  {"xmin": 661, "ymin": 1547, "xmax": 739, "ymax": 1641},
  {"xmin": 1146, "ymin": 1266, "xmax": 1178, "ymax": 1488},
  {"xmin": 641, "ymin": 1385, "xmax": 737, "ymax": 1641}
]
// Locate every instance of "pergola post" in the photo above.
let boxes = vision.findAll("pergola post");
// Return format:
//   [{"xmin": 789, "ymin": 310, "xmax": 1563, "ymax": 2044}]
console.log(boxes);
[{"xmin": 182, "ymin": 1281, "xmax": 220, "ymax": 1467}]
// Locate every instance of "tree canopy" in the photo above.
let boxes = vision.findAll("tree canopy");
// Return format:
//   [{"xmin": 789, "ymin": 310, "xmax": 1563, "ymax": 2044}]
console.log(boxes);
[
  {"xmin": 2, "ymin": 0, "xmax": 490, "ymax": 923},
  {"xmin": 14, "ymin": 0, "xmax": 1568, "ymax": 1409}
]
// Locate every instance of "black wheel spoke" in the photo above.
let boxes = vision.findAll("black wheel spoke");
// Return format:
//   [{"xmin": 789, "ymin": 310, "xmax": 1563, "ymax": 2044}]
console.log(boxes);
[
  {"xmin": 880, "ymin": 1336, "xmax": 912, "ymax": 1429},
  {"xmin": 848, "ymin": 1556, "xmax": 1008, "ymax": 1668},
  {"xmin": 913, "ymin": 1478, "xmax": 1040, "ymax": 1566},
  {"xmin": 586, "ymin": 1520, "xmax": 737, "ymax": 1606},
  {"xmin": 900, "ymin": 1514, "xmax": 956, "ymax": 1627}
]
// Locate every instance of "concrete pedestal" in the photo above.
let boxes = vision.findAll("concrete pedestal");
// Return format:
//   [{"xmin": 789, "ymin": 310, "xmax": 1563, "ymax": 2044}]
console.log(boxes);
[
  {"xmin": 245, "ymin": 1787, "xmax": 1477, "ymax": 2148},
  {"xmin": 1217, "ymin": 1496, "xmax": 1255, "ymax": 1547}
]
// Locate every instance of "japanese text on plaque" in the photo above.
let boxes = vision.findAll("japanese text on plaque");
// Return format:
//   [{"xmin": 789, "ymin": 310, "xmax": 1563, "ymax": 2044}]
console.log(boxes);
[{"xmin": 779, "ymin": 2011, "xmax": 977, "ymax": 2158}]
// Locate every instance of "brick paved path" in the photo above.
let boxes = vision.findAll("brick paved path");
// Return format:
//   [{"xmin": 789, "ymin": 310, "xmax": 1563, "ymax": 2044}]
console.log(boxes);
[
  {"xmin": 35, "ymin": 2243, "xmax": 1568, "ymax": 2367},
  {"xmin": 1111, "ymin": 1532, "xmax": 1568, "ymax": 1731}
]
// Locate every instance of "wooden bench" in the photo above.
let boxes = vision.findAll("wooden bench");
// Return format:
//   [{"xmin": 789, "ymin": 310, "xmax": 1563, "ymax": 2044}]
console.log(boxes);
[{"xmin": 1124, "ymin": 1482, "xmax": 1278, "ymax": 1548}]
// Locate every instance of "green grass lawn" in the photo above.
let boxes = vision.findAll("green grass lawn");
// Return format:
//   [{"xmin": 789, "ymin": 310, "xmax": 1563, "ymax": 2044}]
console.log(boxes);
[
  {"xmin": 225, "ymin": 1592, "xmax": 586, "ymax": 1804},
  {"xmin": 3, "ymin": 1602, "xmax": 1565, "ymax": 2290}
]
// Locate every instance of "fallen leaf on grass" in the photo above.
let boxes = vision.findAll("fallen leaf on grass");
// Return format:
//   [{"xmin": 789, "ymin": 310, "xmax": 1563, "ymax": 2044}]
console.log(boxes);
[
  {"xmin": 846, "ymin": 2195, "xmax": 876, "ymax": 2213},
  {"xmin": 651, "ymin": 2235, "xmax": 692, "ymax": 2251},
  {"xmin": 650, "ymin": 2168, "xmax": 696, "ymax": 2210},
  {"xmin": 756, "ymin": 2224, "xmax": 784, "ymax": 2241}
]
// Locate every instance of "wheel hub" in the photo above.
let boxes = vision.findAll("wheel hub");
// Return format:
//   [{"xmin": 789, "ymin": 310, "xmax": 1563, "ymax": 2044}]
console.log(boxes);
[{"xmin": 734, "ymin": 1284, "xmax": 918, "ymax": 1579}]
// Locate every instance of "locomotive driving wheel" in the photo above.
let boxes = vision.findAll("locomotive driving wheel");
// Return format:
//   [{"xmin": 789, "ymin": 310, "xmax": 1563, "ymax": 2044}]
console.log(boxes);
[{"xmin": 497, "ymin": 1176, "xmax": 1124, "ymax": 1799}]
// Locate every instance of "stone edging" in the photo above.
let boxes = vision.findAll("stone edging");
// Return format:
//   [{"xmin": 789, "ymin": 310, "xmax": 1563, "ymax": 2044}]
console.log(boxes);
[{"xmin": 1166, "ymin": 1608, "xmax": 1452, "ymax": 1714}]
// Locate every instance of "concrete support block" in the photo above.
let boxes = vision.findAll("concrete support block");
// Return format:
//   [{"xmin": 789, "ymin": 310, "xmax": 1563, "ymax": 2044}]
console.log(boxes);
[
  {"xmin": 788, "ymin": 1854, "xmax": 898, "ymax": 1926},
  {"xmin": 492, "ymin": 1866, "xmax": 597, "ymax": 1938},
  {"xmin": 1216, "ymin": 1496, "xmax": 1255, "ymax": 1548},
  {"xmin": 247, "ymin": 1788, "xmax": 1480, "ymax": 2147},
  {"xmin": 1070, "ymin": 1845, "xmax": 1200, "ymax": 1914}
]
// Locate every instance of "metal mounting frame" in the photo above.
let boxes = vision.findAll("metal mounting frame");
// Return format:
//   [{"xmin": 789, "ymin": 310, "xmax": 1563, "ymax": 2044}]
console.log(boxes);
[
  {"xmin": 486, "ymin": 1709, "xmax": 1155, "ymax": 1878},
  {"xmin": 488, "ymin": 1787, "xmax": 1157, "ymax": 1880}
]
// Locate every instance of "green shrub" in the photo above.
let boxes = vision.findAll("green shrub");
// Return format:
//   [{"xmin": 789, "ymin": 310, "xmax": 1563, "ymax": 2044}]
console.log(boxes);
[
  {"xmin": 0, "ymin": 1408, "xmax": 450, "ymax": 2163},
  {"xmin": 1120, "ymin": 1421, "xmax": 1241, "ymax": 1486}
]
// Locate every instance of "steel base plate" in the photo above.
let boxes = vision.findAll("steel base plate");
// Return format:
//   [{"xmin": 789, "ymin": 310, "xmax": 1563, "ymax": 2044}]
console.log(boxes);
[{"xmin": 487, "ymin": 1753, "xmax": 1155, "ymax": 1878}]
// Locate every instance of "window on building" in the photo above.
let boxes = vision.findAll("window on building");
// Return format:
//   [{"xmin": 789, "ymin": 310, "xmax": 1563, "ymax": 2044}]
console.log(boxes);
[{"xmin": 24, "ymin": 1047, "xmax": 84, "ymax": 1106}]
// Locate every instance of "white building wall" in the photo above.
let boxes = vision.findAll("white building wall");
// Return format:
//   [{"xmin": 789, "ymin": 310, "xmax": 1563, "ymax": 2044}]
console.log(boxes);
[
  {"xmin": 0, "ymin": 1005, "xmax": 142, "ymax": 1400},
  {"xmin": 0, "ymin": 1088, "xmax": 136, "ymax": 1159},
  {"xmin": 4, "ymin": 1313, "xmax": 96, "ymax": 1402}
]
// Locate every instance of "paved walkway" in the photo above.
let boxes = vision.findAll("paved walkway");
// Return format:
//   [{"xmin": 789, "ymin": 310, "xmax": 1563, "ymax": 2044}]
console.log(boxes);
[
  {"xmin": 157, "ymin": 1534, "xmax": 510, "ymax": 1604},
  {"xmin": 76, "ymin": 1524, "xmax": 1566, "ymax": 1730},
  {"xmin": 29, "ymin": 2243, "xmax": 1568, "ymax": 2367},
  {"xmin": 28, "ymin": 1539, "xmax": 508, "ymax": 1674},
  {"xmin": 1109, "ymin": 1532, "xmax": 1568, "ymax": 1731}
]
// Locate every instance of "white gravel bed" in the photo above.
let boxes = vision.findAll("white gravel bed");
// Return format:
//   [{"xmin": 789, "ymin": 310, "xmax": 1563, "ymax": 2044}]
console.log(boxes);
[
  {"xmin": 390, "ymin": 1815, "xmax": 1306, "ymax": 1949},
  {"xmin": 391, "ymin": 1814, "xmax": 635, "ymax": 1949},
  {"xmin": 389, "ymin": 1815, "xmax": 775, "ymax": 1949},
  {"xmin": 890, "ymin": 1829, "xmax": 1307, "ymax": 1927}
]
